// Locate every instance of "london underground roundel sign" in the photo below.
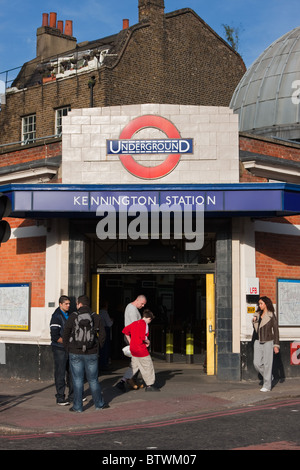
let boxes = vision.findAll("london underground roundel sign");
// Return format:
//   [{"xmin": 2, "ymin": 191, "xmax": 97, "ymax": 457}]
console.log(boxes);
[{"xmin": 118, "ymin": 115, "xmax": 182, "ymax": 179}]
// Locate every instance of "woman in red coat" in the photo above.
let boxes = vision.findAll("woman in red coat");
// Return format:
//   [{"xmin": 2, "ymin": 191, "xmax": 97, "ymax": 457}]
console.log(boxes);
[{"xmin": 122, "ymin": 309, "xmax": 160, "ymax": 391}]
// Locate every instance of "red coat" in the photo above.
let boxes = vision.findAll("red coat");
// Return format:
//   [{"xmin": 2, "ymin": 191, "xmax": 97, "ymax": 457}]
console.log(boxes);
[{"xmin": 122, "ymin": 319, "xmax": 149, "ymax": 357}]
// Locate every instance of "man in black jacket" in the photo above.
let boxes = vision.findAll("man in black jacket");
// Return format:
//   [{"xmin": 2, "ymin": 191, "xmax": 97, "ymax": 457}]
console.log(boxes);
[
  {"xmin": 63, "ymin": 295, "xmax": 109, "ymax": 413},
  {"xmin": 50, "ymin": 295, "xmax": 73, "ymax": 405}
]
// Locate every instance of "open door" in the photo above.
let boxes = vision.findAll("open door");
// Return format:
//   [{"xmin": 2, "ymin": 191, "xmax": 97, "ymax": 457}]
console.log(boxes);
[{"xmin": 206, "ymin": 273, "xmax": 216, "ymax": 375}]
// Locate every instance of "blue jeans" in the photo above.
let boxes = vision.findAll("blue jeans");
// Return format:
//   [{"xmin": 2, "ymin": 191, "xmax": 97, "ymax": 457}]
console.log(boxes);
[{"xmin": 69, "ymin": 353, "xmax": 105, "ymax": 412}]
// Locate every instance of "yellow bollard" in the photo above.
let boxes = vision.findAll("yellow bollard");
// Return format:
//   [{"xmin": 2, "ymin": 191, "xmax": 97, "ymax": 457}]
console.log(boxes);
[
  {"xmin": 166, "ymin": 331, "xmax": 173, "ymax": 363},
  {"xmin": 186, "ymin": 331, "xmax": 194, "ymax": 364}
]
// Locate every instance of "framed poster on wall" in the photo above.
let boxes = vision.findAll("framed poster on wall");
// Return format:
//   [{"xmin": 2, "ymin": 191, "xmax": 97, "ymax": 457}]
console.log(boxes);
[
  {"xmin": 277, "ymin": 278, "xmax": 300, "ymax": 327},
  {"xmin": 0, "ymin": 283, "xmax": 31, "ymax": 331}
]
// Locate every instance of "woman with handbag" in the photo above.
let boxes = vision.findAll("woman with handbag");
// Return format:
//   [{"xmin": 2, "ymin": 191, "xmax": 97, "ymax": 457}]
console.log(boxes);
[{"xmin": 252, "ymin": 296, "xmax": 280, "ymax": 392}]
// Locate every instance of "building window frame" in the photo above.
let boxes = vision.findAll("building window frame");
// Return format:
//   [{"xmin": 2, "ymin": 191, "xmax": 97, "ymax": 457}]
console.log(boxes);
[
  {"xmin": 22, "ymin": 114, "xmax": 36, "ymax": 145},
  {"xmin": 55, "ymin": 106, "xmax": 71, "ymax": 136}
]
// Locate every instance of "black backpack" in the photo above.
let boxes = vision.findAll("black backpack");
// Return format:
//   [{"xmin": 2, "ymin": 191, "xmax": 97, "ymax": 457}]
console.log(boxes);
[{"xmin": 70, "ymin": 311, "xmax": 96, "ymax": 352}]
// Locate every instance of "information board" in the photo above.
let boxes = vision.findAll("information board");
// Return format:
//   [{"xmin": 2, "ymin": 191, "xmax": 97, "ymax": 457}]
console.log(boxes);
[
  {"xmin": 277, "ymin": 279, "xmax": 300, "ymax": 327},
  {"xmin": 0, "ymin": 283, "xmax": 30, "ymax": 331}
]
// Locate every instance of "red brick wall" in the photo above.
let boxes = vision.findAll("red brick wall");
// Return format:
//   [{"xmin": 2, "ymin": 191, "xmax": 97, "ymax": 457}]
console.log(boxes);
[
  {"xmin": 6, "ymin": 218, "xmax": 36, "ymax": 229},
  {"xmin": 239, "ymin": 133, "xmax": 300, "ymax": 183},
  {"xmin": 0, "ymin": 140, "xmax": 61, "ymax": 168},
  {"xmin": 240, "ymin": 133, "xmax": 300, "ymax": 163},
  {"xmin": 0, "ymin": 235, "xmax": 46, "ymax": 307},
  {"xmin": 240, "ymin": 132, "xmax": 300, "ymax": 225},
  {"xmin": 239, "ymin": 166, "xmax": 267, "ymax": 182},
  {"xmin": 255, "ymin": 232, "xmax": 300, "ymax": 303}
]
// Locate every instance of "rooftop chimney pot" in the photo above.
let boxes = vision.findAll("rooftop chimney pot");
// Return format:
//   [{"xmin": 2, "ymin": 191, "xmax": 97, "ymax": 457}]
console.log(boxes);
[
  {"xmin": 57, "ymin": 20, "xmax": 64, "ymax": 33},
  {"xmin": 42, "ymin": 13, "xmax": 49, "ymax": 27},
  {"xmin": 64, "ymin": 20, "xmax": 73, "ymax": 36},
  {"xmin": 123, "ymin": 19, "xmax": 129, "ymax": 29},
  {"xmin": 49, "ymin": 12, "xmax": 57, "ymax": 28}
]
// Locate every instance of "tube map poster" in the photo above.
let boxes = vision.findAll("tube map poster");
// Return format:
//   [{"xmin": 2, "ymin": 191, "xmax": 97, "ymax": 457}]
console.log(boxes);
[{"xmin": 0, "ymin": 283, "xmax": 30, "ymax": 330}]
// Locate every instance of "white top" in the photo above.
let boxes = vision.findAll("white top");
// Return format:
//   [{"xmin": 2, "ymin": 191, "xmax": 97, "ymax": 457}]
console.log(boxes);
[{"xmin": 124, "ymin": 303, "xmax": 141, "ymax": 326}]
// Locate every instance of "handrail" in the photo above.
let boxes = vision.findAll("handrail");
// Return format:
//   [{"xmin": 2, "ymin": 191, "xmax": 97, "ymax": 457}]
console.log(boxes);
[{"xmin": 0, "ymin": 134, "xmax": 61, "ymax": 148}]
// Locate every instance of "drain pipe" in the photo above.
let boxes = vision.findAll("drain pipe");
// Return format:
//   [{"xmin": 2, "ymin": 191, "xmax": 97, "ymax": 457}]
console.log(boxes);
[{"xmin": 88, "ymin": 76, "xmax": 96, "ymax": 107}]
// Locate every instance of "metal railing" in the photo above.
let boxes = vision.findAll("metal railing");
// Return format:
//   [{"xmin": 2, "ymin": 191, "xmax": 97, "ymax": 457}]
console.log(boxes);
[
  {"xmin": 0, "ymin": 66, "xmax": 22, "ymax": 90},
  {"xmin": 0, "ymin": 134, "xmax": 61, "ymax": 149}
]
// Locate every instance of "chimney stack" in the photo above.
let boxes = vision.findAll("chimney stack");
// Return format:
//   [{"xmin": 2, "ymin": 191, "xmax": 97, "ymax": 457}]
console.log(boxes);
[
  {"xmin": 123, "ymin": 19, "xmax": 129, "ymax": 29},
  {"xmin": 138, "ymin": 0, "xmax": 165, "ymax": 23},
  {"xmin": 37, "ymin": 12, "xmax": 76, "ymax": 60},
  {"xmin": 39, "ymin": 12, "xmax": 74, "ymax": 37}
]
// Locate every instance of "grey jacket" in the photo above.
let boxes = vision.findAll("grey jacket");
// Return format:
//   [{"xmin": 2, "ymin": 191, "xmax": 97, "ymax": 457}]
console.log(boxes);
[{"xmin": 253, "ymin": 311, "xmax": 280, "ymax": 348}]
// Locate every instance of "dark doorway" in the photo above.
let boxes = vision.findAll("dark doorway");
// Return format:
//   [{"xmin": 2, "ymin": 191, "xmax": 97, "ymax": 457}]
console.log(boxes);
[{"xmin": 98, "ymin": 273, "xmax": 206, "ymax": 363}]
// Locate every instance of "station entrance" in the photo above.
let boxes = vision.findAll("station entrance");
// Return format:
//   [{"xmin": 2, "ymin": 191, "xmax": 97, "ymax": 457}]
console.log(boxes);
[
  {"xmin": 69, "ymin": 219, "xmax": 218, "ymax": 374},
  {"xmin": 91, "ymin": 272, "xmax": 216, "ymax": 374}
]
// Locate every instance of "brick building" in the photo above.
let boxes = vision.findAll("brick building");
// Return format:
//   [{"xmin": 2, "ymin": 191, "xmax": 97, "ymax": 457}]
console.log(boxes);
[
  {"xmin": 0, "ymin": 1, "xmax": 245, "ymax": 148},
  {"xmin": 0, "ymin": 1, "xmax": 300, "ymax": 381}
]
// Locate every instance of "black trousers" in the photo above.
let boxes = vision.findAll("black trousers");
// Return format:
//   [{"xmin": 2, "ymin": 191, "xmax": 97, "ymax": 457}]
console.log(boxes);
[{"xmin": 52, "ymin": 346, "xmax": 73, "ymax": 402}]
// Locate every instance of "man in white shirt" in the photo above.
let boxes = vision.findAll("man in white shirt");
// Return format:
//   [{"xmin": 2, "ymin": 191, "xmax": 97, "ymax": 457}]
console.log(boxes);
[
  {"xmin": 125, "ymin": 295, "xmax": 146, "ymax": 326},
  {"xmin": 115, "ymin": 295, "xmax": 147, "ymax": 392}
]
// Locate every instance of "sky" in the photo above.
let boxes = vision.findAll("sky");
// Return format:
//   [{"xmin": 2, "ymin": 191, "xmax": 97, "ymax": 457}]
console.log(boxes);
[{"xmin": 1, "ymin": 0, "xmax": 300, "ymax": 90}]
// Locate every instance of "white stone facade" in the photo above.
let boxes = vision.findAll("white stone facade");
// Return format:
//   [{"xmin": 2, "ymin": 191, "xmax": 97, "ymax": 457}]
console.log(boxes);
[{"xmin": 62, "ymin": 104, "xmax": 239, "ymax": 185}]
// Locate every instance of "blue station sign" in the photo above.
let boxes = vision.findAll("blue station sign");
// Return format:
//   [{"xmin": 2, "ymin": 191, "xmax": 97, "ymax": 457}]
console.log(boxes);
[
  {"xmin": 107, "ymin": 139, "xmax": 194, "ymax": 155},
  {"xmin": 2, "ymin": 183, "xmax": 300, "ymax": 218}
]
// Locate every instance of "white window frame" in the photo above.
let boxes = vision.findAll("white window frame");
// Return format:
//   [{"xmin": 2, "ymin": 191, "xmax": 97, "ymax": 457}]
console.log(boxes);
[
  {"xmin": 55, "ymin": 106, "xmax": 71, "ymax": 136},
  {"xmin": 22, "ymin": 114, "xmax": 36, "ymax": 145}
]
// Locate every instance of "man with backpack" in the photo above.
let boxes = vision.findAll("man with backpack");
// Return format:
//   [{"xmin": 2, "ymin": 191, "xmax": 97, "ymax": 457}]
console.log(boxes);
[{"xmin": 63, "ymin": 295, "xmax": 109, "ymax": 412}]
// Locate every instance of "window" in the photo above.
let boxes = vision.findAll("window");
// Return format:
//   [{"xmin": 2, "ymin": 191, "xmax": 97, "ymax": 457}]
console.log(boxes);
[
  {"xmin": 56, "ymin": 106, "xmax": 71, "ymax": 136},
  {"xmin": 22, "ymin": 114, "xmax": 36, "ymax": 144}
]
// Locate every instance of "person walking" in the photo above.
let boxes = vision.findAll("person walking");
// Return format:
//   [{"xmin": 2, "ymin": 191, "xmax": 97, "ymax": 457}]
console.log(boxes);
[
  {"xmin": 99, "ymin": 300, "xmax": 113, "ymax": 371},
  {"xmin": 252, "ymin": 296, "xmax": 280, "ymax": 392},
  {"xmin": 115, "ymin": 295, "xmax": 146, "ymax": 392},
  {"xmin": 122, "ymin": 309, "xmax": 160, "ymax": 391},
  {"xmin": 50, "ymin": 295, "xmax": 73, "ymax": 405},
  {"xmin": 63, "ymin": 295, "xmax": 109, "ymax": 412}
]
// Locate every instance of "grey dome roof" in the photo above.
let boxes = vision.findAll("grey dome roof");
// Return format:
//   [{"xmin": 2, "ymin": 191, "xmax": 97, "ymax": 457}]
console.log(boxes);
[{"xmin": 230, "ymin": 27, "xmax": 300, "ymax": 140}]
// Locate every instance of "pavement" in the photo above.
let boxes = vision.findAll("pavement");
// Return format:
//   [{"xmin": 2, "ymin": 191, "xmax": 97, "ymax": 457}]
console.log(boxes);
[{"xmin": 0, "ymin": 360, "xmax": 300, "ymax": 436}]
